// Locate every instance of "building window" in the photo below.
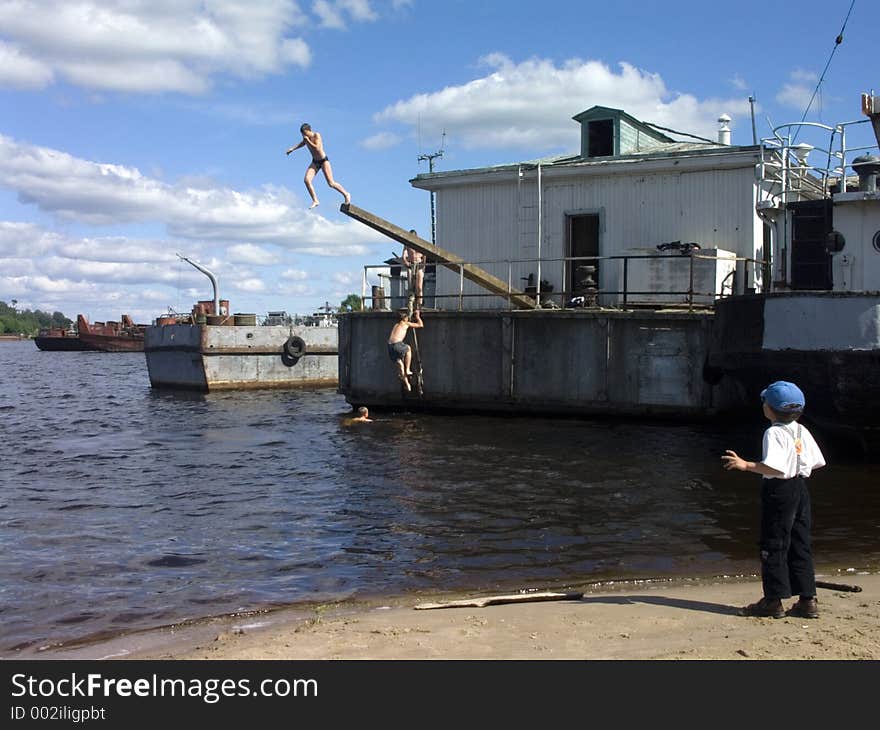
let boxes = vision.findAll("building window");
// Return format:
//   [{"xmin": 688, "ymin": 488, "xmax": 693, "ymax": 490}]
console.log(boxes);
[{"xmin": 588, "ymin": 119, "xmax": 614, "ymax": 157}]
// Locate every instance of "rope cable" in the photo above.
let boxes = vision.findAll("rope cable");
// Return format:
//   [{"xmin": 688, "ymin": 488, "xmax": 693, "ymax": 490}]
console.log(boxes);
[
  {"xmin": 642, "ymin": 121, "xmax": 716, "ymax": 144},
  {"xmin": 792, "ymin": 0, "xmax": 856, "ymax": 143}
]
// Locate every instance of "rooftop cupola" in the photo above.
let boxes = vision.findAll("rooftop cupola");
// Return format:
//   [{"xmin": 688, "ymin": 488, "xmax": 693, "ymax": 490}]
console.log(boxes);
[{"xmin": 572, "ymin": 106, "xmax": 674, "ymax": 159}]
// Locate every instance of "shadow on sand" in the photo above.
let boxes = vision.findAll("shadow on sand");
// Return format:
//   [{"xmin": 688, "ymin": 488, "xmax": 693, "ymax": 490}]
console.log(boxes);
[{"xmin": 579, "ymin": 595, "xmax": 739, "ymax": 616}]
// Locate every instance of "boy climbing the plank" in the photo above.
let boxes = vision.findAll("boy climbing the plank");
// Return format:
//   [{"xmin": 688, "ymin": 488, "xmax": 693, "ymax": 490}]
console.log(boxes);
[
  {"xmin": 387, "ymin": 309, "xmax": 423, "ymax": 392},
  {"xmin": 403, "ymin": 230, "xmax": 425, "ymax": 308},
  {"xmin": 721, "ymin": 380, "xmax": 826, "ymax": 619},
  {"xmin": 285, "ymin": 123, "xmax": 351, "ymax": 209}
]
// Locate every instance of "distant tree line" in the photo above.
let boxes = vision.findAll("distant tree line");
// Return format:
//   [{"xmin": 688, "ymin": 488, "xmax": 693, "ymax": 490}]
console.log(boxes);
[
  {"xmin": 0, "ymin": 300, "xmax": 72, "ymax": 336},
  {"xmin": 339, "ymin": 293, "xmax": 363, "ymax": 312}
]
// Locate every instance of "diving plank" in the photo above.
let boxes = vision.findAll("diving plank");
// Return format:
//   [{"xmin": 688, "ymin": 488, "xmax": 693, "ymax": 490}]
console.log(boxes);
[{"xmin": 341, "ymin": 203, "xmax": 537, "ymax": 310}]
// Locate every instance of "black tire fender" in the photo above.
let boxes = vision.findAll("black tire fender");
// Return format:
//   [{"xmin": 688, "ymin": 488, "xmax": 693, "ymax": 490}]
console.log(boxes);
[{"xmin": 284, "ymin": 335, "xmax": 306, "ymax": 359}]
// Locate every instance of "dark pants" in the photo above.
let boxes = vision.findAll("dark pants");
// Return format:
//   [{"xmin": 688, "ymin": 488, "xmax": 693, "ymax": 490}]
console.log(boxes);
[{"xmin": 759, "ymin": 476, "xmax": 816, "ymax": 599}]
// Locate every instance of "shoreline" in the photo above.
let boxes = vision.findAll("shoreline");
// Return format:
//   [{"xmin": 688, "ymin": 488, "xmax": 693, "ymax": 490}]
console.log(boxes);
[{"xmin": 16, "ymin": 569, "xmax": 880, "ymax": 661}]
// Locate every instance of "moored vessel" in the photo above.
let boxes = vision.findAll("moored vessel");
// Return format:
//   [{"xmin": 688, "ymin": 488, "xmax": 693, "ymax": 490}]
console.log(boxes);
[
  {"xmin": 144, "ymin": 255, "xmax": 338, "ymax": 391},
  {"xmin": 76, "ymin": 314, "xmax": 146, "ymax": 352},
  {"xmin": 33, "ymin": 326, "xmax": 93, "ymax": 351},
  {"xmin": 708, "ymin": 92, "xmax": 880, "ymax": 451}
]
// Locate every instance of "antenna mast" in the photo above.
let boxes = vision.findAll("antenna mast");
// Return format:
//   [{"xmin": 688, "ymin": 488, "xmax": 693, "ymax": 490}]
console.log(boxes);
[{"xmin": 418, "ymin": 130, "xmax": 445, "ymax": 244}]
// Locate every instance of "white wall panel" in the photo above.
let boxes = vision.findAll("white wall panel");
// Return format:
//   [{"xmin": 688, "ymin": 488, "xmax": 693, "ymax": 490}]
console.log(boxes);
[{"xmin": 433, "ymin": 162, "xmax": 762, "ymax": 310}]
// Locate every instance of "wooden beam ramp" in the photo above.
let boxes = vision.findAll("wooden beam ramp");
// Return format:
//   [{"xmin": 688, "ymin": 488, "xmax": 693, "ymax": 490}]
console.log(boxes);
[{"xmin": 341, "ymin": 203, "xmax": 537, "ymax": 310}]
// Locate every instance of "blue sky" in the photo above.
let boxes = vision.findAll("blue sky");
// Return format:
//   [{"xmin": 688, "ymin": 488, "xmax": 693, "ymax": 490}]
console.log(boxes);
[{"xmin": 1, "ymin": 0, "xmax": 877, "ymax": 322}]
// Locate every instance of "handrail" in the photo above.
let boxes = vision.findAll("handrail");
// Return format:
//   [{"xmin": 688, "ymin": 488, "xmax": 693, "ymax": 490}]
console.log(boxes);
[
  {"xmin": 757, "ymin": 117, "xmax": 878, "ymax": 205},
  {"xmin": 361, "ymin": 251, "xmax": 764, "ymax": 312}
]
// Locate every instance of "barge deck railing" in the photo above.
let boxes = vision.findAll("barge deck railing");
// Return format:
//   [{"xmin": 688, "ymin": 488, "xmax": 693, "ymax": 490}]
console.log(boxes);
[{"xmin": 362, "ymin": 251, "xmax": 765, "ymax": 313}]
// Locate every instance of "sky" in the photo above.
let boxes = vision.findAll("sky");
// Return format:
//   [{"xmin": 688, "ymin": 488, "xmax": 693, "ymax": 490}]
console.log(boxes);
[{"xmin": 1, "ymin": 0, "xmax": 877, "ymax": 323}]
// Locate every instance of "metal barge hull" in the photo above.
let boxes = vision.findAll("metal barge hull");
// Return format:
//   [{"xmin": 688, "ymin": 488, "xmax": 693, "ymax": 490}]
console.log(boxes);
[
  {"xmin": 78, "ymin": 332, "xmax": 144, "ymax": 352},
  {"xmin": 34, "ymin": 334, "xmax": 94, "ymax": 351},
  {"xmin": 145, "ymin": 324, "xmax": 338, "ymax": 391},
  {"xmin": 708, "ymin": 292, "xmax": 880, "ymax": 449},
  {"xmin": 339, "ymin": 309, "xmax": 733, "ymax": 418}
]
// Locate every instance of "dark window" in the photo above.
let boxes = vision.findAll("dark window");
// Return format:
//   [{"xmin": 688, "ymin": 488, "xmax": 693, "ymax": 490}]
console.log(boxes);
[{"xmin": 588, "ymin": 119, "xmax": 614, "ymax": 157}]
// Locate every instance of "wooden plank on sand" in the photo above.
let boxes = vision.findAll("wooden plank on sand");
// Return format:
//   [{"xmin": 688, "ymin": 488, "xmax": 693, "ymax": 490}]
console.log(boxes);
[{"xmin": 414, "ymin": 591, "xmax": 584, "ymax": 610}]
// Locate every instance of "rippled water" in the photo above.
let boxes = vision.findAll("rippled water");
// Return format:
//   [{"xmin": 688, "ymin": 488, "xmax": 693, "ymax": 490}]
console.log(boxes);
[{"xmin": 1, "ymin": 340, "xmax": 878, "ymax": 653}]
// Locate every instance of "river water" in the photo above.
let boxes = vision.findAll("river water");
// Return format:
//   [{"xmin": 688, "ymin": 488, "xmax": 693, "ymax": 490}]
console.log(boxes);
[{"xmin": 1, "ymin": 340, "xmax": 877, "ymax": 653}]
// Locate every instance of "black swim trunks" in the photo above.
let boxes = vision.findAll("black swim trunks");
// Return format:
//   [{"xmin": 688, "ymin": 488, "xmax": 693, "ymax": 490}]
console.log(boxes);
[
  {"xmin": 388, "ymin": 341, "xmax": 409, "ymax": 362},
  {"xmin": 310, "ymin": 156, "xmax": 329, "ymax": 169}
]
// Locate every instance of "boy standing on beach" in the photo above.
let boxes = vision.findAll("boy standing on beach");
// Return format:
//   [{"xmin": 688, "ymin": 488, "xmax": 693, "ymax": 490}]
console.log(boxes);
[
  {"xmin": 721, "ymin": 381, "xmax": 826, "ymax": 619},
  {"xmin": 387, "ymin": 309, "xmax": 423, "ymax": 392},
  {"xmin": 285, "ymin": 123, "xmax": 351, "ymax": 209}
]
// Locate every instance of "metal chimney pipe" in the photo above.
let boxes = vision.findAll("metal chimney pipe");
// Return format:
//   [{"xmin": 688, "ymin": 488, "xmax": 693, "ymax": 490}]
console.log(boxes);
[
  {"xmin": 852, "ymin": 154, "xmax": 880, "ymax": 193},
  {"xmin": 717, "ymin": 114, "xmax": 731, "ymax": 145}
]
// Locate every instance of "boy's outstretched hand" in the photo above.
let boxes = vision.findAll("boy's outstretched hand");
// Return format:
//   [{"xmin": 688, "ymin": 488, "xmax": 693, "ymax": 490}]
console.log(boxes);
[{"xmin": 721, "ymin": 450, "xmax": 747, "ymax": 471}]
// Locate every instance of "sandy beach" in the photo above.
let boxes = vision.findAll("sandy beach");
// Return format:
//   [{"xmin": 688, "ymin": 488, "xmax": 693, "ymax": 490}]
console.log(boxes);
[{"xmin": 37, "ymin": 570, "xmax": 879, "ymax": 661}]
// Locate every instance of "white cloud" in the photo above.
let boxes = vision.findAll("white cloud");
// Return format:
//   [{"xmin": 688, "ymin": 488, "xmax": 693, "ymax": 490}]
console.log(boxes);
[
  {"xmin": 776, "ymin": 70, "xmax": 819, "ymax": 110},
  {"xmin": 312, "ymin": 0, "xmax": 346, "ymax": 28},
  {"xmin": 280, "ymin": 37, "xmax": 311, "ymax": 67},
  {"xmin": 375, "ymin": 54, "xmax": 751, "ymax": 151},
  {"xmin": 0, "ymin": 218, "xmax": 381, "ymax": 319},
  {"xmin": 731, "ymin": 74, "xmax": 749, "ymax": 92},
  {"xmin": 0, "ymin": 221, "xmax": 61, "ymax": 256},
  {"xmin": 776, "ymin": 84, "xmax": 813, "ymax": 110},
  {"xmin": 331, "ymin": 271, "xmax": 357, "ymax": 286},
  {"xmin": 790, "ymin": 69, "xmax": 819, "ymax": 83},
  {"xmin": 37, "ymin": 257, "xmax": 200, "ymax": 286},
  {"xmin": 297, "ymin": 245, "xmax": 371, "ymax": 256},
  {"xmin": 312, "ymin": 0, "xmax": 377, "ymax": 29},
  {"xmin": 0, "ymin": 0, "xmax": 312, "ymax": 93},
  {"xmin": 0, "ymin": 134, "xmax": 383, "ymax": 254},
  {"xmin": 231, "ymin": 277, "xmax": 266, "ymax": 292},
  {"xmin": 0, "ymin": 0, "xmax": 403, "ymax": 93},
  {"xmin": 198, "ymin": 101, "xmax": 301, "ymax": 127},
  {"xmin": 0, "ymin": 40, "xmax": 53, "ymax": 88},
  {"xmin": 57, "ymin": 237, "xmax": 178, "ymax": 263},
  {"xmin": 280, "ymin": 282, "xmax": 318, "ymax": 297},
  {"xmin": 227, "ymin": 243, "xmax": 281, "ymax": 265},
  {"xmin": 2, "ymin": 274, "xmax": 99, "ymax": 295},
  {"xmin": 360, "ymin": 131, "xmax": 402, "ymax": 150},
  {"xmin": 340, "ymin": 0, "xmax": 378, "ymax": 22}
]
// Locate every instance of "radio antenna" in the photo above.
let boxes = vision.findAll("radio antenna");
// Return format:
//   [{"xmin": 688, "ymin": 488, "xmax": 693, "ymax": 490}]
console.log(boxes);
[{"xmin": 418, "ymin": 130, "xmax": 446, "ymax": 244}]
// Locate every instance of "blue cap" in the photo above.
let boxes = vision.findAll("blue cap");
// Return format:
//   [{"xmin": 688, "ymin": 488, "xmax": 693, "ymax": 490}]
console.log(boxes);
[{"xmin": 760, "ymin": 381, "xmax": 805, "ymax": 412}]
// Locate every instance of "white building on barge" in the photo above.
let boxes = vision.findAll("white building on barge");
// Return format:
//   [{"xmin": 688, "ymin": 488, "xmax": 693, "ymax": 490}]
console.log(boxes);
[{"xmin": 411, "ymin": 105, "xmax": 767, "ymax": 309}]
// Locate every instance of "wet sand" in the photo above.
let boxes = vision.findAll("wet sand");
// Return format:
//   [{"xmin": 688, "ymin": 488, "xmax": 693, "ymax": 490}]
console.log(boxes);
[{"xmin": 36, "ymin": 571, "xmax": 880, "ymax": 661}]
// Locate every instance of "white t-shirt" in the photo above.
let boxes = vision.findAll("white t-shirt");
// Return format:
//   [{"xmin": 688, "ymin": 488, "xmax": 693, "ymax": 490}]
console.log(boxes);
[{"xmin": 761, "ymin": 422, "xmax": 826, "ymax": 479}]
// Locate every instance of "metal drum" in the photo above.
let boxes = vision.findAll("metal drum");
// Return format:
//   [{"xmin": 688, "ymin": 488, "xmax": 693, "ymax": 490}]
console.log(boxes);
[{"xmin": 233, "ymin": 313, "xmax": 257, "ymax": 326}]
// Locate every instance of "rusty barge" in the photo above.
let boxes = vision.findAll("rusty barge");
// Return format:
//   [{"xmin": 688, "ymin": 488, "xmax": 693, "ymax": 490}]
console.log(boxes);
[{"xmin": 144, "ymin": 255, "xmax": 338, "ymax": 391}]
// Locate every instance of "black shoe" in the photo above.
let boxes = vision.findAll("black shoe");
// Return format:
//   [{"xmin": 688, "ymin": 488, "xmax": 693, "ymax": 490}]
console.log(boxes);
[
  {"xmin": 739, "ymin": 597, "xmax": 785, "ymax": 618},
  {"xmin": 787, "ymin": 597, "xmax": 819, "ymax": 619}
]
